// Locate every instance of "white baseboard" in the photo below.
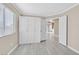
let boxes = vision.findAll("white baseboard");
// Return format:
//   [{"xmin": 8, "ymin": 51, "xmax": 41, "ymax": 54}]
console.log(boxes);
[
  {"xmin": 8, "ymin": 44, "xmax": 18, "ymax": 55},
  {"xmin": 68, "ymin": 46, "xmax": 79, "ymax": 54}
]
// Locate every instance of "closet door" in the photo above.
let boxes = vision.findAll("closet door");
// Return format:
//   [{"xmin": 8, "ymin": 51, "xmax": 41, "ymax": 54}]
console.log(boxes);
[
  {"xmin": 19, "ymin": 16, "xmax": 41, "ymax": 44},
  {"xmin": 41, "ymin": 19, "xmax": 47, "ymax": 41},
  {"xmin": 59, "ymin": 15, "xmax": 68, "ymax": 46}
]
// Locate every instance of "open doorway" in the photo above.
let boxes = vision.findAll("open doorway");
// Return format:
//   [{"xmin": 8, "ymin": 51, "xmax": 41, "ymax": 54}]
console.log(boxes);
[
  {"xmin": 46, "ymin": 18, "xmax": 59, "ymax": 40},
  {"xmin": 46, "ymin": 19, "xmax": 55, "ymax": 40},
  {"xmin": 47, "ymin": 16, "xmax": 68, "ymax": 46},
  {"xmin": 48, "ymin": 20, "xmax": 54, "ymax": 33},
  {"xmin": 53, "ymin": 18, "xmax": 59, "ymax": 44}
]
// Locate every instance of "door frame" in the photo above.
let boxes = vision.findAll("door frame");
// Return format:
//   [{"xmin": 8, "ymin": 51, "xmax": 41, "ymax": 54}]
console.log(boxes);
[{"xmin": 59, "ymin": 15, "xmax": 68, "ymax": 46}]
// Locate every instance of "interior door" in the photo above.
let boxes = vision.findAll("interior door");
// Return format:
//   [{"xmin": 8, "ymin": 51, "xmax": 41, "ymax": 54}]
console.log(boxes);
[
  {"xmin": 59, "ymin": 15, "xmax": 68, "ymax": 46},
  {"xmin": 19, "ymin": 16, "xmax": 41, "ymax": 44}
]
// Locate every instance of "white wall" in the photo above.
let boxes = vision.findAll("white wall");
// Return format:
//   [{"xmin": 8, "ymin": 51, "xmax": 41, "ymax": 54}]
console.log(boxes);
[{"xmin": 54, "ymin": 19, "xmax": 59, "ymax": 37}]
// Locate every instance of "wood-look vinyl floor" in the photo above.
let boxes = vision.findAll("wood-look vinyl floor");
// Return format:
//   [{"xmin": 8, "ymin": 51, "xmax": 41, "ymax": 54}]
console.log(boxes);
[{"xmin": 11, "ymin": 35, "xmax": 78, "ymax": 55}]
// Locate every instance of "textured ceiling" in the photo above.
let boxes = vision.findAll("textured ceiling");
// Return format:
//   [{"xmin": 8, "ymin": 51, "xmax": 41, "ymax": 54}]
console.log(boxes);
[{"xmin": 14, "ymin": 3, "xmax": 76, "ymax": 17}]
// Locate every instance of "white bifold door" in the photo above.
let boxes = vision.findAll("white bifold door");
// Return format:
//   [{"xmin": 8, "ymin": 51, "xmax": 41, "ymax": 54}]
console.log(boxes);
[
  {"xmin": 59, "ymin": 15, "xmax": 68, "ymax": 46},
  {"xmin": 19, "ymin": 16, "xmax": 41, "ymax": 44}
]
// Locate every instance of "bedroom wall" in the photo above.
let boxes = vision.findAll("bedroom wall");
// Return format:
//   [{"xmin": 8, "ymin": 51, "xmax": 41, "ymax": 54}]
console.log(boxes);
[
  {"xmin": 53, "ymin": 4, "xmax": 79, "ymax": 52},
  {"xmin": 54, "ymin": 19, "xmax": 59, "ymax": 37},
  {"xmin": 0, "ymin": 4, "xmax": 20, "ymax": 55},
  {"xmin": 64, "ymin": 5, "xmax": 79, "ymax": 52}
]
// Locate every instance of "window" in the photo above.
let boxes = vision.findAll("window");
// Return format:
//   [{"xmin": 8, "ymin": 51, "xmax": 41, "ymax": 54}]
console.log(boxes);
[
  {"xmin": 0, "ymin": 4, "xmax": 5, "ymax": 36},
  {"xmin": 5, "ymin": 7, "xmax": 14, "ymax": 35},
  {"xmin": 0, "ymin": 4, "xmax": 15, "ymax": 37}
]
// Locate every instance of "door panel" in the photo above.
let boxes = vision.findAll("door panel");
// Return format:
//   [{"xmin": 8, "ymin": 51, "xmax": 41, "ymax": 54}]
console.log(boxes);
[{"xmin": 19, "ymin": 16, "xmax": 41, "ymax": 44}]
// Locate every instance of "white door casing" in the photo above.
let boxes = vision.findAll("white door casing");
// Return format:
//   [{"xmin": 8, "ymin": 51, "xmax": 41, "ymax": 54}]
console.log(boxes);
[{"xmin": 59, "ymin": 15, "xmax": 68, "ymax": 46}]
